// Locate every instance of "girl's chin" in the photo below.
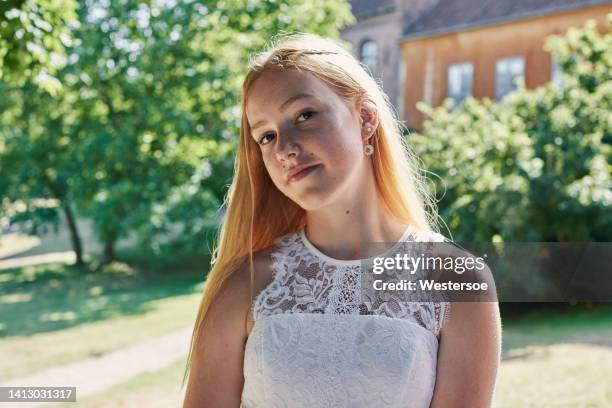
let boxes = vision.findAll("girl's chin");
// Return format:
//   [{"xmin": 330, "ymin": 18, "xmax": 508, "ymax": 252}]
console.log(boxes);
[{"xmin": 293, "ymin": 191, "xmax": 335, "ymax": 212}]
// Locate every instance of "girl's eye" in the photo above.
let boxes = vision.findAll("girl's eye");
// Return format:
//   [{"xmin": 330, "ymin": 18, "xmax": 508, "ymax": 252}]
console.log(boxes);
[
  {"xmin": 297, "ymin": 110, "xmax": 316, "ymax": 122},
  {"xmin": 258, "ymin": 111, "xmax": 316, "ymax": 146},
  {"xmin": 258, "ymin": 133, "xmax": 275, "ymax": 145}
]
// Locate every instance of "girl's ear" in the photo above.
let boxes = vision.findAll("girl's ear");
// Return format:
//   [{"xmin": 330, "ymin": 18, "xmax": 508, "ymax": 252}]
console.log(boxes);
[{"xmin": 358, "ymin": 96, "xmax": 379, "ymax": 142}]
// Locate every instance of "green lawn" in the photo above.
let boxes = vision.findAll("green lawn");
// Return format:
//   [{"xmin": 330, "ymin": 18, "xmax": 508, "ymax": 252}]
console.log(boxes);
[
  {"xmin": 0, "ymin": 252, "xmax": 207, "ymax": 380},
  {"xmin": 495, "ymin": 342, "xmax": 612, "ymax": 407},
  {"xmin": 501, "ymin": 304, "xmax": 612, "ymax": 352}
]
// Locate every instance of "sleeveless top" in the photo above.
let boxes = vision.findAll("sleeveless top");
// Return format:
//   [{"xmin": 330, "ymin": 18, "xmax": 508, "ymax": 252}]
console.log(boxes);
[{"xmin": 240, "ymin": 225, "xmax": 450, "ymax": 408}]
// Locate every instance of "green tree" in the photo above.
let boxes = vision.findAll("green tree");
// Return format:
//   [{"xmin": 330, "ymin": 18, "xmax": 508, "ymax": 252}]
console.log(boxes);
[
  {"xmin": 0, "ymin": 79, "xmax": 87, "ymax": 265},
  {"xmin": 412, "ymin": 97, "xmax": 534, "ymax": 241},
  {"xmin": 0, "ymin": 0, "xmax": 77, "ymax": 92}
]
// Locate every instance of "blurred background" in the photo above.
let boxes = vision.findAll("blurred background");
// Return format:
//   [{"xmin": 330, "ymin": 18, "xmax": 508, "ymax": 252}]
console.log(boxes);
[{"xmin": 0, "ymin": 0, "xmax": 610, "ymax": 406}]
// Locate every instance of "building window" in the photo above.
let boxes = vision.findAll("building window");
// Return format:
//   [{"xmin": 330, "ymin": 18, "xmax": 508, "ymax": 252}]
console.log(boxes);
[
  {"xmin": 360, "ymin": 40, "xmax": 377, "ymax": 76},
  {"xmin": 447, "ymin": 62, "xmax": 473, "ymax": 106},
  {"xmin": 551, "ymin": 59, "xmax": 563, "ymax": 87},
  {"xmin": 495, "ymin": 57, "xmax": 525, "ymax": 100}
]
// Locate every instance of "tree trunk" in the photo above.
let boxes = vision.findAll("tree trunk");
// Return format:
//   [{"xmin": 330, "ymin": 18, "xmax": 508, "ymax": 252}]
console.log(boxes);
[
  {"xmin": 61, "ymin": 202, "xmax": 84, "ymax": 266},
  {"xmin": 103, "ymin": 239, "xmax": 115, "ymax": 264},
  {"xmin": 43, "ymin": 177, "xmax": 85, "ymax": 267}
]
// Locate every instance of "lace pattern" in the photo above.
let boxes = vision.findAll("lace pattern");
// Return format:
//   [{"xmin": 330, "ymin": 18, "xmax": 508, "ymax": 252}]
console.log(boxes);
[{"xmin": 251, "ymin": 226, "xmax": 450, "ymax": 337}]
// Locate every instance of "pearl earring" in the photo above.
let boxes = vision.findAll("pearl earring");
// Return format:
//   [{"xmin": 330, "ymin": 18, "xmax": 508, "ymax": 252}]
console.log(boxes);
[{"xmin": 364, "ymin": 125, "xmax": 374, "ymax": 156}]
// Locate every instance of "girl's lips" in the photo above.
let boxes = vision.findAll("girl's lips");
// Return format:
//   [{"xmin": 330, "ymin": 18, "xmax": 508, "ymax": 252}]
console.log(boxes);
[{"xmin": 288, "ymin": 164, "xmax": 321, "ymax": 182}]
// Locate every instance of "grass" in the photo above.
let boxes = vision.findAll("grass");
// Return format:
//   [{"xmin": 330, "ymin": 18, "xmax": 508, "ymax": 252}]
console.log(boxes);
[
  {"xmin": 0, "ymin": 261, "xmax": 201, "ymax": 337},
  {"xmin": 0, "ymin": 249, "xmax": 209, "ymax": 380},
  {"xmin": 501, "ymin": 304, "xmax": 612, "ymax": 352},
  {"xmin": 494, "ymin": 304, "xmax": 612, "ymax": 407},
  {"xmin": 0, "ymin": 233, "xmax": 40, "ymax": 259},
  {"xmin": 494, "ymin": 343, "xmax": 612, "ymax": 407}
]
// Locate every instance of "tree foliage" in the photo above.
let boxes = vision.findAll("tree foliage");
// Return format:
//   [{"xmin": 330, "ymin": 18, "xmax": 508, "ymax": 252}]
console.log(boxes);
[{"xmin": 0, "ymin": 0, "xmax": 77, "ymax": 92}]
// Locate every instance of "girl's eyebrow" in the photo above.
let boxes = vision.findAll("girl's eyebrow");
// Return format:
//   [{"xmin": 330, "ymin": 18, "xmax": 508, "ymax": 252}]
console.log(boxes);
[{"xmin": 250, "ymin": 93, "xmax": 316, "ymax": 131}]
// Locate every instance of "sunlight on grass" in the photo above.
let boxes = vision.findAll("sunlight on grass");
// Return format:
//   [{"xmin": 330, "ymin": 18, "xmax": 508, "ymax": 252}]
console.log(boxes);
[
  {"xmin": 494, "ymin": 343, "xmax": 612, "ymax": 407},
  {"xmin": 39, "ymin": 311, "xmax": 78, "ymax": 322},
  {"xmin": 0, "ymin": 293, "xmax": 33, "ymax": 303},
  {"xmin": 0, "ymin": 233, "xmax": 40, "ymax": 258},
  {"xmin": 0, "ymin": 260, "xmax": 204, "ymax": 337},
  {"xmin": 494, "ymin": 305, "xmax": 612, "ymax": 406},
  {"xmin": 0, "ymin": 292, "xmax": 202, "ymax": 380},
  {"xmin": 0, "ymin": 257, "xmax": 206, "ymax": 380}
]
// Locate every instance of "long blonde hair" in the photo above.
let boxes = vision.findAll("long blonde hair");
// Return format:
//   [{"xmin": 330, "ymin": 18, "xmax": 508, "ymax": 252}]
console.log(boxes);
[{"xmin": 182, "ymin": 32, "xmax": 439, "ymax": 387}]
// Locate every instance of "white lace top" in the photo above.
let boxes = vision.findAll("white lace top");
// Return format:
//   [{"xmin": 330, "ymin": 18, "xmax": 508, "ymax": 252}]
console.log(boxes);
[{"xmin": 240, "ymin": 225, "xmax": 450, "ymax": 408}]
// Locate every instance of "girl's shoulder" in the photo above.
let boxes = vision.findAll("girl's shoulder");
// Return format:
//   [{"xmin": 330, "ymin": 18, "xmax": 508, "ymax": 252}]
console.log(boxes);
[{"xmin": 405, "ymin": 225, "xmax": 449, "ymax": 243}]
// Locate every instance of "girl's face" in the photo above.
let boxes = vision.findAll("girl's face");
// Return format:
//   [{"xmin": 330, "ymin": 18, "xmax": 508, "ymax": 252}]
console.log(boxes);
[{"xmin": 246, "ymin": 69, "xmax": 372, "ymax": 211}]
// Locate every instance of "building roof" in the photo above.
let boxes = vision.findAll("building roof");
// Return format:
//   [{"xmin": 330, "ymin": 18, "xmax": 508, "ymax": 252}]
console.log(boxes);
[
  {"xmin": 402, "ymin": 0, "xmax": 612, "ymax": 39},
  {"xmin": 349, "ymin": 0, "xmax": 396, "ymax": 20}
]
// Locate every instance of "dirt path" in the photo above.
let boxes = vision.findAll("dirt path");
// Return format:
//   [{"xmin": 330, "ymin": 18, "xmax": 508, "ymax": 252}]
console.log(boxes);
[{"xmin": 0, "ymin": 327, "xmax": 192, "ymax": 407}]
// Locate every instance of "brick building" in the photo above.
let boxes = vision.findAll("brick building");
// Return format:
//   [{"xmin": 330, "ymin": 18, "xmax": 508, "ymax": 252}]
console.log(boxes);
[{"xmin": 341, "ymin": 0, "xmax": 612, "ymax": 131}]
